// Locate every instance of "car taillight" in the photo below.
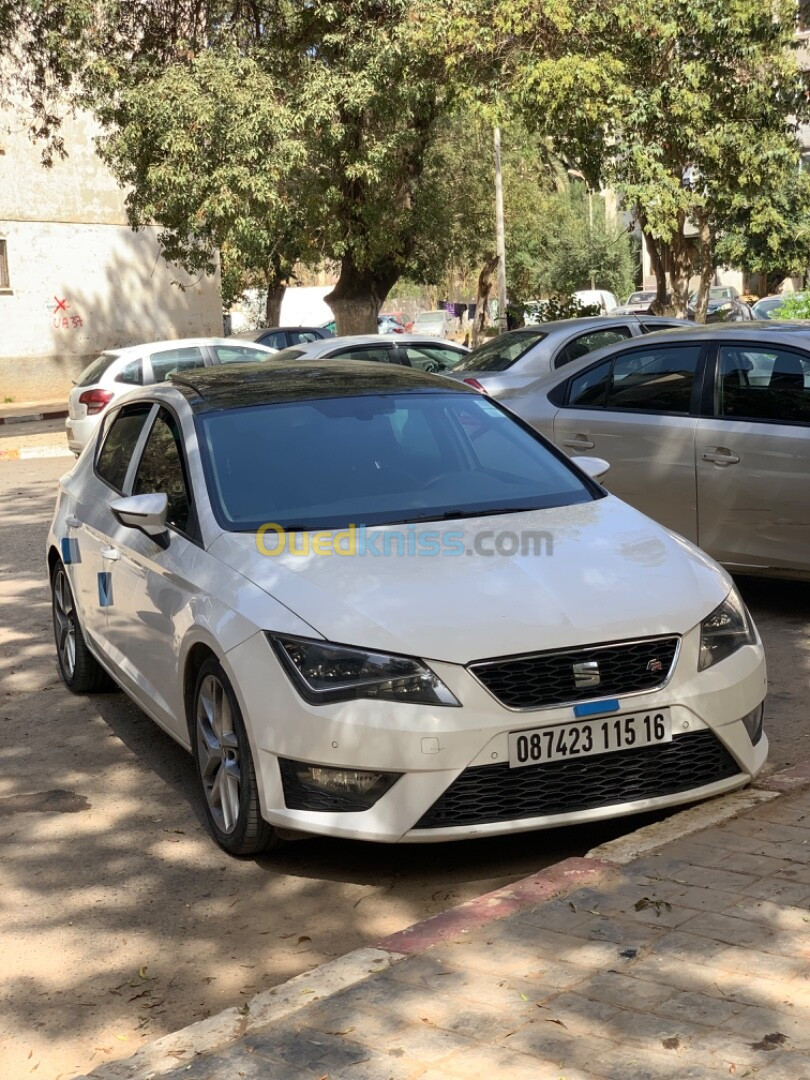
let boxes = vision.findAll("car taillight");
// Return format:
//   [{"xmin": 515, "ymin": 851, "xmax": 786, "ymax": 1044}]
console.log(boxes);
[
  {"xmin": 78, "ymin": 389, "xmax": 114, "ymax": 415},
  {"xmin": 463, "ymin": 378, "xmax": 487, "ymax": 393}
]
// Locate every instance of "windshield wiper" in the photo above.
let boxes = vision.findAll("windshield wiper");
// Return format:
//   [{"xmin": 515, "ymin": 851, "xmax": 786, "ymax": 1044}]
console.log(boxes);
[{"xmin": 380, "ymin": 506, "xmax": 546, "ymax": 526}]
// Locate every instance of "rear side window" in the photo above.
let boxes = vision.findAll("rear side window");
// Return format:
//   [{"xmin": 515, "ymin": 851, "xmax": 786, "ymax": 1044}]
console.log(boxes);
[
  {"xmin": 606, "ymin": 345, "xmax": 701, "ymax": 413},
  {"xmin": 399, "ymin": 343, "xmax": 465, "ymax": 372},
  {"xmin": 555, "ymin": 327, "xmax": 632, "ymax": 369},
  {"xmin": 96, "ymin": 403, "xmax": 154, "ymax": 492},
  {"xmin": 330, "ymin": 346, "xmax": 397, "ymax": 363},
  {"xmin": 150, "ymin": 346, "xmax": 205, "ymax": 382},
  {"xmin": 568, "ymin": 360, "xmax": 612, "ymax": 408},
  {"xmin": 292, "ymin": 331, "xmax": 321, "ymax": 344},
  {"xmin": 77, "ymin": 352, "xmax": 120, "ymax": 387},
  {"xmin": 717, "ymin": 345, "xmax": 810, "ymax": 424},
  {"xmin": 211, "ymin": 345, "xmax": 272, "ymax": 364},
  {"xmin": 115, "ymin": 359, "xmax": 144, "ymax": 386}
]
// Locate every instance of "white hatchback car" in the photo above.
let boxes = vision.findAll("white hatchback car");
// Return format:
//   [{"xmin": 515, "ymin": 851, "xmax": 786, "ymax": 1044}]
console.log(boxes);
[
  {"xmin": 65, "ymin": 337, "xmax": 277, "ymax": 454},
  {"xmin": 48, "ymin": 362, "xmax": 767, "ymax": 855}
]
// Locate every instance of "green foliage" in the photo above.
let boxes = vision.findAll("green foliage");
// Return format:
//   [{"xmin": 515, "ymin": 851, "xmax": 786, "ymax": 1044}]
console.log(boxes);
[
  {"xmin": 507, "ymin": 184, "xmax": 635, "ymax": 300},
  {"xmin": 773, "ymin": 293, "xmax": 810, "ymax": 321}
]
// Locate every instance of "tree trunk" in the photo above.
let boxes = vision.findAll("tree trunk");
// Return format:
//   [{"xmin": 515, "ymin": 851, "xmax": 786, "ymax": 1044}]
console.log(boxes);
[
  {"xmin": 326, "ymin": 254, "xmax": 399, "ymax": 336},
  {"xmin": 473, "ymin": 253, "xmax": 499, "ymax": 347},
  {"xmin": 265, "ymin": 279, "xmax": 286, "ymax": 327},
  {"xmin": 640, "ymin": 212, "xmax": 668, "ymax": 314},
  {"xmin": 668, "ymin": 212, "xmax": 694, "ymax": 319},
  {"xmin": 691, "ymin": 212, "xmax": 714, "ymax": 324}
]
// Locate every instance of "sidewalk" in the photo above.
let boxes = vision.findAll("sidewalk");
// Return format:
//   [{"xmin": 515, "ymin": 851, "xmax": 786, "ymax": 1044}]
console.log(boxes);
[
  {"xmin": 77, "ymin": 763, "xmax": 810, "ymax": 1080},
  {"xmin": 0, "ymin": 399, "xmax": 68, "ymax": 425}
]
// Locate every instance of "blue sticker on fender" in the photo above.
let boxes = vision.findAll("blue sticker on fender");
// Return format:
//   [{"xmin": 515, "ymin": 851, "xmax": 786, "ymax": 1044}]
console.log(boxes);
[
  {"xmin": 60, "ymin": 537, "xmax": 80, "ymax": 564},
  {"xmin": 573, "ymin": 699, "xmax": 621, "ymax": 718},
  {"xmin": 97, "ymin": 572, "xmax": 113, "ymax": 608}
]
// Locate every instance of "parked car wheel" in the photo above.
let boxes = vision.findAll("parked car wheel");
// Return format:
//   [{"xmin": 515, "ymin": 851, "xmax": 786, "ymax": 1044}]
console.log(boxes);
[
  {"xmin": 192, "ymin": 659, "xmax": 278, "ymax": 856},
  {"xmin": 51, "ymin": 563, "xmax": 116, "ymax": 693}
]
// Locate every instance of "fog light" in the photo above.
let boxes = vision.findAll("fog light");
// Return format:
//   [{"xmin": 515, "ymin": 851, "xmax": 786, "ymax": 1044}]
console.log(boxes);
[
  {"xmin": 279, "ymin": 759, "xmax": 401, "ymax": 812},
  {"xmin": 741, "ymin": 703, "xmax": 765, "ymax": 746}
]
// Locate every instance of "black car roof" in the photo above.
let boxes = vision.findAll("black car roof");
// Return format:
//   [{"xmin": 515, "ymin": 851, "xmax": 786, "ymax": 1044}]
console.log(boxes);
[{"xmin": 170, "ymin": 360, "xmax": 473, "ymax": 412}]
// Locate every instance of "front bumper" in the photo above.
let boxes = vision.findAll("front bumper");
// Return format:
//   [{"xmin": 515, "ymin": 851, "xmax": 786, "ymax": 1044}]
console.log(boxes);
[{"xmin": 225, "ymin": 624, "xmax": 768, "ymax": 844}]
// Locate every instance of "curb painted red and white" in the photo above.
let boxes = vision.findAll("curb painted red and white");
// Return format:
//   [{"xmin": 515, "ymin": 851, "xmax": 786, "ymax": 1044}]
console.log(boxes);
[
  {"xmin": 0, "ymin": 444, "xmax": 73, "ymax": 461},
  {"xmin": 78, "ymin": 762, "xmax": 810, "ymax": 1080},
  {"xmin": 0, "ymin": 407, "xmax": 68, "ymax": 425}
]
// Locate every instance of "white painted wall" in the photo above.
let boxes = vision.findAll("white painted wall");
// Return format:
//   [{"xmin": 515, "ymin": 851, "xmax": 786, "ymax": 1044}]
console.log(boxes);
[{"xmin": 0, "ymin": 104, "xmax": 221, "ymax": 401}]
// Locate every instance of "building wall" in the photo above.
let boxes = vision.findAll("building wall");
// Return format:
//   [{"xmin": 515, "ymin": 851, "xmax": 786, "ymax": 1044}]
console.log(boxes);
[{"xmin": 0, "ymin": 106, "xmax": 221, "ymax": 401}]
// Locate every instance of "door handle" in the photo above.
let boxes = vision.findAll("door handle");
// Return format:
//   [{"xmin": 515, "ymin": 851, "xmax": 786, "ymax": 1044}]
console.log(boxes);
[
  {"xmin": 562, "ymin": 436, "xmax": 595, "ymax": 450},
  {"xmin": 66, "ymin": 515, "xmax": 81, "ymax": 528},
  {"xmin": 702, "ymin": 448, "xmax": 740, "ymax": 466},
  {"xmin": 100, "ymin": 546, "xmax": 120, "ymax": 561}
]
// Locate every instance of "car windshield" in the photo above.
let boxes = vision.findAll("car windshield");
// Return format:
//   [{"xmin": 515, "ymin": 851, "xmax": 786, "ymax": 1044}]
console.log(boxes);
[
  {"xmin": 414, "ymin": 312, "xmax": 444, "ymax": 326},
  {"xmin": 453, "ymin": 329, "xmax": 547, "ymax": 373},
  {"xmin": 197, "ymin": 391, "xmax": 596, "ymax": 532},
  {"xmin": 627, "ymin": 292, "xmax": 655, "ymax": 304},
  {"xmin": 76, "ymin": 352, "xmax": 121, "ymax": 387}
]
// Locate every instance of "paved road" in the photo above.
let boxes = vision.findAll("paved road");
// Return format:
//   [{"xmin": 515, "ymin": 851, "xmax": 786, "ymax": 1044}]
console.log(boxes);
[{"xmin": 0, "ymin": 458, "xmax": 807, "ymax": 1079}]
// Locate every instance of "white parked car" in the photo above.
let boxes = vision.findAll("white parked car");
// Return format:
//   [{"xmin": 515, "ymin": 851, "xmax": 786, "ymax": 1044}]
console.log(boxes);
[
  {"xmin": 573, "ymin": 289, "xmax": 619, "ymax": 314},
  {"xmin": 411, "ymin": 309, "xmax": 458, "ymax": 337},
  {"xmin": 65, "ymin": 337, "xmax": 277, "ymax": 454},
  {"xmin": 48, "ymin": 360, "xmax": 767, "ymax": 855}
]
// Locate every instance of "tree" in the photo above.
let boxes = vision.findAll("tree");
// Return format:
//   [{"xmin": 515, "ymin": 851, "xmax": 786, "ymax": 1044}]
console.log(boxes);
[
  {"xmin": 12, "ymin": 1, "xmax": 467, "ymax": 334},
  {"xmin": 424, "ymin": 0, "xmax": 810, "ymax": 320},
  {"xmin": 585, "ymin": 0, "xmax": 810, "ymax": 318}
]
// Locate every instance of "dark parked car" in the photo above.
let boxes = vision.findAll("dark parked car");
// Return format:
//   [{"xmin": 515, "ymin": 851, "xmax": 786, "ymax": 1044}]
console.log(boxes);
[
  {"xmin": 232, "ymin": 326, "xmax": 334, "ymax": 350},
  {"xmin": 687, "ymin": 287, "xmax": 753, "ymax": 323}
]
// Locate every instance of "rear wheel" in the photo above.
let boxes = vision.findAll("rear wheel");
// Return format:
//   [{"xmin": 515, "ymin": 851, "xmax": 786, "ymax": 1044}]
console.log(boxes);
[
  {"xmin": 51, "ymin": 562, "xmax": 116, "ymax": 693},
  {"xmin": 192, "ymin": 658, "xmax": 278, "ymax": 856}
]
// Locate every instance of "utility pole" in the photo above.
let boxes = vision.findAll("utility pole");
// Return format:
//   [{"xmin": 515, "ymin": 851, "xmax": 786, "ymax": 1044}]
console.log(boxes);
[{"xmin": 494, "ymin": 126, "xmax": 508, "ymax": 333}]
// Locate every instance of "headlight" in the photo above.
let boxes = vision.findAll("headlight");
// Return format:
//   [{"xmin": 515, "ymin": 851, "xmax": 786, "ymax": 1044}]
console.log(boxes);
[
  {"xmin": 698, "ymin": 590, "xmax": 756, "ymax": 671},
  {"xmin": 268, "ymin": 634, "xmax": 460, "ymax": 706}
]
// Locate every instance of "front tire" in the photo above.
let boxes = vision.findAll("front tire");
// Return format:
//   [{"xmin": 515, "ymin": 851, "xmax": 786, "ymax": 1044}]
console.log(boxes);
[
  {"xmin": 192, "ymin": 658, "xmax": 277, "ymax": 856},
  {"xmin": 51, "ymin": 562, "xmax": 116, "ymax": 693}
]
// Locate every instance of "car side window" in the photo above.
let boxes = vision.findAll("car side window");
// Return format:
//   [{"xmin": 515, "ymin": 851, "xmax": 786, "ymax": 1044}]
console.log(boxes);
[
  {"xmin": 96, "ymin": 404, "xmax": 155, "ymax": 493},
  {"xmin": 555, "ymin": 327, "xmax": 633, "ymax": 369},
  {"xmin": 567, "ymin": 359, "xmax": 612, "ymax": 408},
  {"xmin": 150, "ymin": 346, "xmax": 205, "ymax": 382},
  {"xmin": 115, "ymin": 358, "xmax": 144, "ymax": 385},
  {"xmin": 639, "ymin": 321, "xmax": 683, "ymax": 333},
  {"xmin": 260, "ymin": 331, "xmax": 288, "ymax": 349},
  {"xmin": 132, "ymin": 408, "xmax": 193, "ymax": 534},
  {"xmin": 211, "ymin": 345, "xmax": 271, "ymax": 364},
  {"xmin": 605, "ymin": 345, "xmax": 702, "ymax": 413},
  {"xmin": 399, "ymin": 344, "xmax": 464, "ymax": 372},
  {"xmin": 292, "ymin": 331, "xmax": 320, "ymax": 344},
  {"xmin": 330, "ymin": 346, "xmax": 397, "ymax": 364},
  {"xmin": 717, "ymin": 345, "xmax": 810, "ymax": 424}
]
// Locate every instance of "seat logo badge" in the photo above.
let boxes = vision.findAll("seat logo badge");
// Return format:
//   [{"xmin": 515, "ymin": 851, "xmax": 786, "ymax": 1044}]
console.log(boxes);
[
  {"xmin": 573, "ymin": 660, "xmax": 600, "ymax": 689},
  {"xmin": 646, "ymin": 658, "xmax": 664, "ymax": 674}
]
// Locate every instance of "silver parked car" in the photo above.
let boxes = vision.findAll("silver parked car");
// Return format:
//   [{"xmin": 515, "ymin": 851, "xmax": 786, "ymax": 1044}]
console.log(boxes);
[
  {"xmin": 498, "ymin": 323, "xmax": 810, "ymax": 579},
  {"xmin": 269, "ymin": 333, "xmax": 468, "ymax": 372},
  {"xmin": 446, "ymin": 316, "xmax": 690, "ymax": 397}
]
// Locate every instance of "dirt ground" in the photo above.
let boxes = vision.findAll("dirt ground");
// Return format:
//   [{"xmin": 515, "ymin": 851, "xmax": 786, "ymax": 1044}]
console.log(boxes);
[{"xmin": 1, "ymin": 456, "xmax": 808, "ymax": 1080}]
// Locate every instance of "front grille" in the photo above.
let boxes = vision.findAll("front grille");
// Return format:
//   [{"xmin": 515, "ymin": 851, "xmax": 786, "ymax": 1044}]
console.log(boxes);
[
  {"xmin": 470, "ymin": 636, "xmax": 679, "ymax": 710},
  {"xmin": 415, "ymin": 730, "xmax": 741, "ymax": 829}
]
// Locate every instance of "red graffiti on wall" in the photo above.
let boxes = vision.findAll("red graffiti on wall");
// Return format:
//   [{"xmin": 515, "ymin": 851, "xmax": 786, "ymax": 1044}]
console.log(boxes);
[
  {"xmin": 50, "ymin": 297, "xmax": 84, "ymax": 329},
  {"xmin": 53, "ymin": 315, "xmax": 84, "ymax": 330}
]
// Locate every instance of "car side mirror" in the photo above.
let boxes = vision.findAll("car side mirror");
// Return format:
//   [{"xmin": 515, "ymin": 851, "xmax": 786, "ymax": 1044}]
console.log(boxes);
[
  {"xmin": 110, "ymin": 493, "xmax": 170, "ymax": 544},
  {"xmin": 571, "ymin": 456, "xmax": 610, "ymax": 481}
]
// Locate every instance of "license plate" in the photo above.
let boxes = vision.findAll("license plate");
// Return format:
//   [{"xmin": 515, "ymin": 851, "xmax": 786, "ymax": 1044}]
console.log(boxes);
[{"xmin": 508, "ymin": 709, "xmax": 672, "ymax": 768}]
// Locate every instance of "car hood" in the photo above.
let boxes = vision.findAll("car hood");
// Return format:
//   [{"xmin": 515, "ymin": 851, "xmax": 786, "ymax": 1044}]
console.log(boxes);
[{"xmin": 209, "ymin": 496, "xmax": 730, "ymax": 664}]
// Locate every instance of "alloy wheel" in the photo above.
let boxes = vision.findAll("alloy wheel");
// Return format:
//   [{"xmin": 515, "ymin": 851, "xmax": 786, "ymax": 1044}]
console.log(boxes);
[
  {"xmin": 196, "ymin": 674, "xmax": 241, "ymax": 834},
  {"xmin": 53, "ymin": 569, "xmax": 77, "ymax": 679}
]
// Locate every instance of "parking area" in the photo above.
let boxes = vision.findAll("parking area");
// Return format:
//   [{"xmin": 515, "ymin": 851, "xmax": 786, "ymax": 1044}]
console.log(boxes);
[{"xmin": 1, "ymin": 457, "xmax": 808, "ymax": 1079}]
